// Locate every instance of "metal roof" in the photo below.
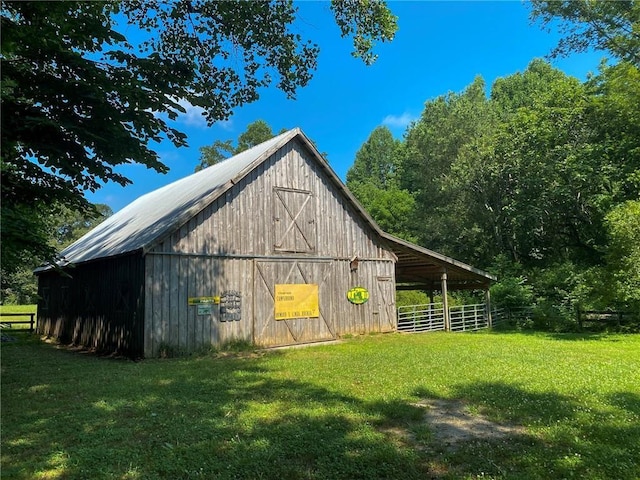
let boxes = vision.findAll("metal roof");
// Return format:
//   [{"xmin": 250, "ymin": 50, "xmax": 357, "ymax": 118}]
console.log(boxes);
[
  {"xmin": 381, "ymin": 233, "xmax": 496, "ymax": 289},
  {"xmin": 43, "ymin": 128, "xmax": 300, "ymax": 269},
  {"xmin": 38, "ymin": 127, "xmax": 496, "ymax": 288}
]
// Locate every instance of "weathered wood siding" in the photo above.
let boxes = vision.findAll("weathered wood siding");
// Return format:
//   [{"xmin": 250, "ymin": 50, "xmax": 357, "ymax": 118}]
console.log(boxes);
[
  {"xmin": 143, "ymin": 256, "xmax": 253, "ymax": 357},
  {"xmin": 252, "ymin": 258, "xmax": 395, "ymax": 347},
  {"xmin": 144, "ymin": 138, "xmax": 396, "ymax": 355},
  {"xmin": 37, "ymin": 253, "xmax": 145, "ymax": 357}
]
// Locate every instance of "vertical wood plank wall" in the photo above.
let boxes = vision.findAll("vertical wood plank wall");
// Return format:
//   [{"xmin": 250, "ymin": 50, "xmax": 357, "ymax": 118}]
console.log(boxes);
[
  {"xmin": 37, "ymin": 253, "xmax": 145, "ymax": 357},
  {"xmin": 144, "ymin": 139, "xmax": 396, "ymax": 356}
]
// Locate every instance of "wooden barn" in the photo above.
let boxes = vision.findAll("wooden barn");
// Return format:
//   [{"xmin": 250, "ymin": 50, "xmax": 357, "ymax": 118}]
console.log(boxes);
[{"xmin": 36, "ymin": 128, "xmax": 494, "ymax": 357}]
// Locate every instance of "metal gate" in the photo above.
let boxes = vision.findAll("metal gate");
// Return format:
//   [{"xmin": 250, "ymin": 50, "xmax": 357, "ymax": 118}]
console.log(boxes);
[
  {"xmin": 397, "ymin": 303, "xmax": 445, "ymax": 332},
  {"xmin": 397, "ymin": 302, "xmax": 489, "ymax": 333}
]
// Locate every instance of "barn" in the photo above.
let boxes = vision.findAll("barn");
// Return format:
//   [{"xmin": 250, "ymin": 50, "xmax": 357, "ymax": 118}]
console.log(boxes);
[{"xmin": 36, "ymin": 128, "xmax": 494, "ymax": 357}]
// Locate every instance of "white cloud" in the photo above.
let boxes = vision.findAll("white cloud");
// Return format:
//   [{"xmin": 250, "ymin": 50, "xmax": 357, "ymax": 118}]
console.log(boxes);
[
  {"xmin": 175, "ymin": 98, "xmax": 235, "ymax": 131},
  {"xmin": 216, "ymin": 118, "xmax": 234, "ymax": 131},
  {"xmin": 152, "ymin": 96, "xmax": 235, "ymax": 131},
  {"xmin": 175, "ymin": 98, "xmax": 208, "ymax": 128},
  {"xmin": 382, "ymin": 112, "xmax": 418, "ymax": 129}
]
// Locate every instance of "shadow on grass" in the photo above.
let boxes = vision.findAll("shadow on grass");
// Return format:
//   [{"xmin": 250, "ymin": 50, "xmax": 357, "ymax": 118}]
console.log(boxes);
[
  {"xmin": 1, "ymin": 334, "xmax": 430, "ymax": 480},
  {"xmin": 3, "ymin": 334, "xmax": 639, "ymax": 480},
  {"xmin": 413, "ymin": 382, "xmax": 640, "ymax": 480}
]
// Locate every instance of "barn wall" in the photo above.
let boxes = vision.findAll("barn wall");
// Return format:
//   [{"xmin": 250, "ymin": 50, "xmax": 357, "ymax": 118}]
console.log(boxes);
[
  {"xmin": 143, "ymin": 256, "xmax": 253, "ymax": 357},
  {"xmin": 144, "ymin": 255, "xmax": 396, "ymax": 355},
  {"xmin": 155, "ymin": 139, "xmax": 394, "ymax": 260},
  {"xmin": 252, "ymin": 258, "xmax": 396, "ymax": 347},
  {"xmin": 144, "ymin": 139, "xmax": 396, "ymax": 355},
  {"xmin": 37, "ymin": 253, "xmax": 145, "ymax": 357}
]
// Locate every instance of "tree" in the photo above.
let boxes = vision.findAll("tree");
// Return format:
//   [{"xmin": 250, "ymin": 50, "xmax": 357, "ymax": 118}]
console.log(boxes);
[
  {"xmin": 529, "ymin": 0, "xmax": 640, "ymax": 67},
  {"xmin": 1, "ymin": 0, "xmax": 397, "ymax": 276},
  {"xmin": 54, "ymin": 204, "xmax": 113, "ymax": 249},
  {"xmin": 196, "ymin": 140, "xmax": 235, "ymax": 172},
  {"xmin": 195, "ymin": 120, "xmax": 278, "ymax": 171},
  {"xmin": 399, "ymin": 76, "xmax": 496, "ymax": 259},
  {"xmin": 347, "ymin": 126, "xmax": 402, "ymax": 189},
  {"xmin": 604, "ymin": 200, "xmax": 640, "ymax": 311},
  {"xmin": 346, "ymin": 126, "xmax": 416, "ymax": 239}
]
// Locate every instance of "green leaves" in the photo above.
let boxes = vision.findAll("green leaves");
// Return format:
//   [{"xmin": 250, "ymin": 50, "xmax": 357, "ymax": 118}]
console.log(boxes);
[
  {"xmin": 331, "ymin": 0, "xmax": 398, "ymax": 65},
  {"xmin": 195, "ymin": 120, "xmax": 276, "ymax": 171},
  {"xmin": 346, "ymin": 126, "xmax": 416, "ymax": 239},
  {"xmin": 351, "ymin": 58, "xmax": 639, "ymax": 312},
  {"xmin": 1, "ymin": 0, "xmax": 397, "ymax": 276},
  {"xmin": 605, "ymin": 201, "xmax": 640, "ymax": 310},
  {"xmin": 529, "ymin": 0, "xmax": 640, "ymax": 67}
]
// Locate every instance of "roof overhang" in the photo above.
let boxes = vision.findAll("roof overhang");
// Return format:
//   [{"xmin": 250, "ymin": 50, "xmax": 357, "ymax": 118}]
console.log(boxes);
[{"xmin": 381, "ymin": 233, "xmax": 496, "ymax": 291}]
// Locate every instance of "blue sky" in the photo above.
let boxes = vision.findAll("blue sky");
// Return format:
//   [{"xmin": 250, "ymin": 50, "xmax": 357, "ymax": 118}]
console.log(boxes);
[{"xmin": 87, "ymin": 1, "xmax": 606, "ymax": 213}]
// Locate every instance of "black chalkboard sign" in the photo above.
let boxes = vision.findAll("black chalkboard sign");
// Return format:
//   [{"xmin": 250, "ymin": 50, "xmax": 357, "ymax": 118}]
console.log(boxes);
[{"xmin": 220, "ymin": 291, "xmax": 241, "ymax": 322}]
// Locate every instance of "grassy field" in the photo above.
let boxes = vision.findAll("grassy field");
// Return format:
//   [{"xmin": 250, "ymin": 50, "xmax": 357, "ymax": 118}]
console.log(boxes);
[{"xmin": 1, "ymin": 331, "xmax": 639, "ymax": 480}]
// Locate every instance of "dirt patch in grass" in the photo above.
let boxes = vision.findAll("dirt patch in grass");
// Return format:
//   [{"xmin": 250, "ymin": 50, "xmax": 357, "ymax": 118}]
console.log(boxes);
[{"xmin": 416, "ymin": 398, "xmax": 526, "ymax": 449}]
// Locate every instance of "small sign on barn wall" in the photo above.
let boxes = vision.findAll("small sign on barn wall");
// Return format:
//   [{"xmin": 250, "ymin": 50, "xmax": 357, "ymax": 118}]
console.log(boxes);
[
  {"xmin": 188, "ymin": 296, "xmax": 219, "ymax": 305},
  {"xmin": 274, "ymin": 284, "xmax": 319, "ymax": 320},
  {"xmin": 220, "ymin": 291, "xmax": 241, "ymax": 322},
  {"xmin": 347, "ymin": 286, "xmax": 369, "ymax": 305},
  {"xmin": 189, "ymin": 296, "xmax": 219, "ymax": 316},
  {"xmin": 197, "ymin": 304, "xmax": 213, "ymax": 315}
]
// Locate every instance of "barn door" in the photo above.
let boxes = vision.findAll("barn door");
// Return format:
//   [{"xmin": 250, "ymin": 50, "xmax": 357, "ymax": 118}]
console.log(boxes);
[
  {"xmin": 273, "ymin": 187, "xmax": 316, "ymax": 253},
  {"xmin": 254, "ymin": 260, "xmax": 334, "ymax": 347},
  {"xmin": 376, "ymin": 276, "xmax": 396, "ymax": 332}
]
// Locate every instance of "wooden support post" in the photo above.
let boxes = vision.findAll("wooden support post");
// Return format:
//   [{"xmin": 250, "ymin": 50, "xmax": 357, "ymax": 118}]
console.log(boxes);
[
  {"xmin": 441, "ymin": 272, "xmax": 450, "ymax": 332},
  {"xmin": 575, "ymin": 305, "xmax": 583, "ymax": 331},
  {"xmin": 484, "ymin": 288, "xmax": 492, "ymax": 328}
]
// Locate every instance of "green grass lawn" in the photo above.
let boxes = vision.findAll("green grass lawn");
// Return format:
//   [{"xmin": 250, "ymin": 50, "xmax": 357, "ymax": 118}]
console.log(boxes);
[{"xmin": 2, "ymin": 331, "xmax": 639, "ymax": 479}]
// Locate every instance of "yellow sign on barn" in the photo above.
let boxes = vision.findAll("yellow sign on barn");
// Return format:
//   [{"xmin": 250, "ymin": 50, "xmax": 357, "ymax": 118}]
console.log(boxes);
[
  {"xmin": 274, "ymin": 284, "xmax": 319, "ymax": 320},
  {"xmin": 188, "ymin": 296, "xmax": 219, "ymax": 305}
]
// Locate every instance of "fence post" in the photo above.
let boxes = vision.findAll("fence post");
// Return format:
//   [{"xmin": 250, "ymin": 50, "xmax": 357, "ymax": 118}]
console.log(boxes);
[
  {"xmin": 575, "ymin": 305, "xmax": 582, "ymax": 331},
  {"xmin": 485, "ymin": 289, "xmax": 492, "ymax": 328},
  {"xmin": 441, "ymin": 272, "xmax": 450, "ymax": 332}
]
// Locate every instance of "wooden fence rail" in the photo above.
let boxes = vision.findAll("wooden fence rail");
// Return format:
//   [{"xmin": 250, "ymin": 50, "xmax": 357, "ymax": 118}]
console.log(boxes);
[
  {"xmin": 577, "ymin": 309, "xmax": 636, "ymax": 331},
  {"xmin": 0, "ymin": 313, "xmax": 36, "ymax": 333}
]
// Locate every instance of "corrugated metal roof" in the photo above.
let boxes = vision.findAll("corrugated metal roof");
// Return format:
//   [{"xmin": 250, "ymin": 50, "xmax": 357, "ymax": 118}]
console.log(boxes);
[{"xmin": 45, "ymin": 128, "xmax": 299, "ymax": 269}]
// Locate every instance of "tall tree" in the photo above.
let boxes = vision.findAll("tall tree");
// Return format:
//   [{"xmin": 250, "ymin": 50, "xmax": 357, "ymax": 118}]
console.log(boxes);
[
  {"xmin": 1, "ymin": 0, "xmax": 397, "ymax": 275},
  {"xmin": 346, "ymin": 126, "xmax": 415, "ymax": 238},
  {"xmin": 347, "ymin": 125, "xmax": 401, "ymax": 189},
  {"xmin": 196, "ymin": 140, "xmax": 235, "ymax": 171},
  {"xmin": 399, "ymin": 59, "xmax": 639, "ymax": 314},
  {"xmin": 54, "ymin": 204, "xmax": 114, "ymax": 250},
  {"xmin": 604, "ymin": 200, "xmax": 640, "ymax": 311},
  {"xmin": 1, "ymin": 203, "xmax": 112, "ymax": 304},
  {"xmin": 530, "ymin": 0, "xmax": 640, "ymax": 67},
  {"xmin": 399, "ymin": 76, "xmax": 495, "ymax": 258}
]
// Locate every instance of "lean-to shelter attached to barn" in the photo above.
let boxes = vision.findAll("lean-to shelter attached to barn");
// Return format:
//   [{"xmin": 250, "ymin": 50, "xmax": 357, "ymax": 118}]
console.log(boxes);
[{"xmin": 36, "ymin": 128, "xmax": 495, "ymax": 357}]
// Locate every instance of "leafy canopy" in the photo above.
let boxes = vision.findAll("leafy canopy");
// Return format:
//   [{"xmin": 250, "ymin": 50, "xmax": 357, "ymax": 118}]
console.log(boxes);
[
  {"xmin": 529, "ymin": 0, "xmax": 640, "ymax": 67},
  {"xmin": 351, "ymin": 59, "xmax": 640, "ymax": 315},
  {"xmin": 0, "ymin": 0, "xmax": 397, "ymax": 275}
]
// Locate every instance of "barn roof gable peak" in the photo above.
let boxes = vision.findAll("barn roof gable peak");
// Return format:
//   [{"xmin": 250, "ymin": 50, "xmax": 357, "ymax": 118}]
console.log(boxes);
[{"xmin": 39, "ymin": 128, "xmax": 379, "ymax": 269}]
